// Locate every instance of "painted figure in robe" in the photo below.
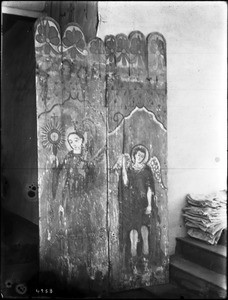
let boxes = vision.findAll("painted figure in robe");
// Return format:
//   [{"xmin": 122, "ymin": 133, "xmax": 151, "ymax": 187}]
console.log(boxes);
[
  {"xmin": 50, "ymin": 129, "xmax": 96, "ymax": 231},
  {"xmin": 114, "ymin": 144, "xmax": 164, "ymax": 273}
]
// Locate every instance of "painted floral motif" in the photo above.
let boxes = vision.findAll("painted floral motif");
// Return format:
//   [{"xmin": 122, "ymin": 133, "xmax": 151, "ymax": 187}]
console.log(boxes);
[
  {"xmin": 88, "ymin": 38, "xmax": 106, "ymax": 78},
  {"xmin": 105, "ymin": 36, "xmax": 116, "ymax": 64},
  {"xmin": 116, "ymin": 35, "xmax": 130, "ymax": 67},
  {"xmin": 35, "ymin": 20, "xmax": 60, "ymax": 55},
  {"xmin": 148, "ymin": 34, "xmax": 166, "ymax": 88},
  {"xmin": 129, "ymin": 33, "xmax": 145, "ymax": 67},
  {"xmin": 149, "ymin": 37, "xmax": 166, "ymax": 68},
  {"xmin": 89, "ymin": 38, "xmax": 105, "ymax": 55},
  {"xmin": 62, "ymin": 27, "xmax": 87, "ymax": 60}
]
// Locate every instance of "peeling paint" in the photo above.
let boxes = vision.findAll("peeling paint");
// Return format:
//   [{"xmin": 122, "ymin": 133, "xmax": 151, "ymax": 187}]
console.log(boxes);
[{"xmin": 34, "ymin": 17, "xmax": 168, "ymax": 294}]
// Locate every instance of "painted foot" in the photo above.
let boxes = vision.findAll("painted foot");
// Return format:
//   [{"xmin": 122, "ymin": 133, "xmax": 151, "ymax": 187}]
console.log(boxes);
[
  {"xmin": 130, "ymin": 229, "xmax": 138, "ymax": 257},
  {"xmin": 141, "ymin": 225, "xmax": 149, "ymax": 255}
]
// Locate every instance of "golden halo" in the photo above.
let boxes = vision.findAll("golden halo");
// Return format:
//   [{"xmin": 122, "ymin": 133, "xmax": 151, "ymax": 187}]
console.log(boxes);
[{"xmin": 131, "ymin": 144, "xmax": 150, "ymax": 164}]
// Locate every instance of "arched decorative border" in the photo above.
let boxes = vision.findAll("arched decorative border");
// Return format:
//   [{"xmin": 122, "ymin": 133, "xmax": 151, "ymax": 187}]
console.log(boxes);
[
  {"xmin": 34, "ymin": 17, "xmax": 62, "ymax": 56},
  {"xmin": 34, "ymin": 17, "xmax": 167, "ymax": 84}
]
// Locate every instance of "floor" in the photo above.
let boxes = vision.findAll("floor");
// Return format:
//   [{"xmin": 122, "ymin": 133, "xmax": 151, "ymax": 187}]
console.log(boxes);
[
  {"xmin": 105, "ymin": 284, "xmax": 202, "ymax": 299},
  {"xmin": 1, "ymin": 260, "xmax": 202, "ymax": 299},
  {"xmin": 0, "ymin": 208, "xmax": 207, "ymax": 299}
]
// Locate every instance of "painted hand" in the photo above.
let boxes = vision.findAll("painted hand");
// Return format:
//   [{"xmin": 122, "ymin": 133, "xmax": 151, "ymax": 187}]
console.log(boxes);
[
  {"xmin": 50, "ymin": 154, "xmax": 58, "ymax": 166},
  {"xmin": 145, "ymin": 206, "xmax": 152, "ymax": 215},
  {"xmin": 122, "ymin": 155, "xmax": 127, "ymax": 168}
]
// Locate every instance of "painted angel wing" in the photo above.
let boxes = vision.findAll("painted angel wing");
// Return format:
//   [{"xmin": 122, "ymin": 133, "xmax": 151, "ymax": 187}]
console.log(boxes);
[
  {"xmin": 113, "ymin": 153, "xmax": 131, "ymax": 171},
  {"xmin": 147, "ymin": 156, "xmax": 167, "ymax": 190}
]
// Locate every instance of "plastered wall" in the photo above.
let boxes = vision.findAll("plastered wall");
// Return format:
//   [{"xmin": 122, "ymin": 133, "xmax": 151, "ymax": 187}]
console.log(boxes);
[{"xmin": 97, "ymin": 1, "xmax": 227, "ymax": 254}]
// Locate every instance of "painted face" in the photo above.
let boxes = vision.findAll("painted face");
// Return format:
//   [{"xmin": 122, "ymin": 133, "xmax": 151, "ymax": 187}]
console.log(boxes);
[
  {"xmin": 135, "ymin": 150, "xmax": 145, "ymax": 164},
  {"xmin": 68, "ymin": 134, "xmax": 83, "ymax": 153}
]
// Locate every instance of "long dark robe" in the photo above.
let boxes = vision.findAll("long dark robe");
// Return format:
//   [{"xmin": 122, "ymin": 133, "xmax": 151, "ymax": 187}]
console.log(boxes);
[
  {"xmin": 52, "ymin": 151, "xmax": 95, "ymax": 230},
  {"xmin": 118, "ymin": 164, "xmax": 161, "ymax": 268}
]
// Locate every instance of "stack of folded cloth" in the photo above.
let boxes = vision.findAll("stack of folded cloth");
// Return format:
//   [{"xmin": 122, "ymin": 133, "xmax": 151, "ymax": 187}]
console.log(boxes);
[{"xmin": 182, "ymin": 190, "xmax": 227, "ymax": 245}]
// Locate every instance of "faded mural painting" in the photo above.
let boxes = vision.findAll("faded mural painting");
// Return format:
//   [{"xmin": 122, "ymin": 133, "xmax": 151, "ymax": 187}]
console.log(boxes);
[{"xmin": 34, "ymin": 17, "xmax": 168, "ymax": 294}]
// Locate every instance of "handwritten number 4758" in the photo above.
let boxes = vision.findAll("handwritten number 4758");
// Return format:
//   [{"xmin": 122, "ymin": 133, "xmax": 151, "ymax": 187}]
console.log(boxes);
[{"xmin": 36, "ymin": 289, "xmax": 53, "ymax": 294}]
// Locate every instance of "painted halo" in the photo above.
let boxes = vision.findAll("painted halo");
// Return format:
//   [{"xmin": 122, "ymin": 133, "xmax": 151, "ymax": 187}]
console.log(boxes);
[{"xmin": 131, "ymin": 144, "xmax": 150, "ymax": 164}]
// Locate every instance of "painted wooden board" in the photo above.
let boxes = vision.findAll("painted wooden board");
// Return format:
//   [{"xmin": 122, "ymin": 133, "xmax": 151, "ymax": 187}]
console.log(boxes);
[
  {"xmin": 34, "ymin": 17, "xmax": 168, "ymax": 295},
  {"xmin": 35, "ymin": 17, "xmax": 108, "ymax": 295},
  {"xmin": 107, "ymin": 31, "xmax": 168, "ymax": 291}
]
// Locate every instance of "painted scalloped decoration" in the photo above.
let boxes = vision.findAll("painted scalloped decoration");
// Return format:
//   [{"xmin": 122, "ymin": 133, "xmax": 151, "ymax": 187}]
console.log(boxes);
[
  {"xmin": 62, "ymin": 23, "xmax": 88, "ymax": 61},
  {"xmin": 104, "ymin": 35, "xmax": 116, "ymax": 72},
  {"xmin": 34, "ymin": 17, "xmax": 167, "ymax": 87},
  {"xmin": 116, "ymin": 33, "xmax": 130, "ymax": 68},
  {"xmin": 34, "ymin": 17, "xmax": 61, "ymax": 57},
  {"xmin": 88, "ymin": 37, "xmax": 106, "ymax": 64},
  {"xmin": 89, "ymin": 37, "xmax": 106, "ymax": 56},
  {"xmin": 129, "ymin": 31, "xmax": 146, "ymax": 69},
  {"xmin": 147, "ymin": 32, "xmax": 167, "ymax": 88}
]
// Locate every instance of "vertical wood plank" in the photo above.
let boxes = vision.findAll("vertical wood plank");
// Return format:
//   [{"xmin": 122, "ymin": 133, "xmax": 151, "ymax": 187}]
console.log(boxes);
[
  {"xmin": 116, "ymin": 33, "xmax": 130, "ymax": 80},
  {"xmin": 147, "ymin": 32, "xmax": 167, "ymax": 90},
  {"xmin": 105, "ymin": 35, "xmax": 116, "ymax": 76},
  {"xmin": 107, "ymin": 32, "xmax": 131, "ymax": 291},
  {"xmin": 104, "ymin": 34, "xmax": 118, "ymax": 291},
  {"xmin": 86, "ymin": 37, "xmax": 109, "ymax": 294},
  {"xmin": 34, "ymin": 17, "xmax": 63, "ymax": 273},
  {"xmin": 107, "ymin": 30, "xmax": 168, "ymax": 291},
  {"xmin": 35, "ymin": 17, "xmax": 109, "ymax": 296},
  {"xmin": 147, "ymin": 33, "xmax": 167, "ymax": 129},
  {"xmin": 129, "ymin": 31, "xmax": 147, "ymax": 82},
  {"xmin": 60, "ymin": 22, "xmax": 89, "ymax": 291}
]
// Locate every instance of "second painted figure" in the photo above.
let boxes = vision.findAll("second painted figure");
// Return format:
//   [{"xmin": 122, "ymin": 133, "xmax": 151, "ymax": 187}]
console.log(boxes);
[{"xmin": 114, "ymin": 144, "xmax": 163, "ymax": 274}]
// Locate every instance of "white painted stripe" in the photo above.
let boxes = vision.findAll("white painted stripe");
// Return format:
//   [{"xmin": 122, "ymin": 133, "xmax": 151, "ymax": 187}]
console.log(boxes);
[{"xmin": 108, "ymin": 106, "xmax": 167, "ymax": 136}]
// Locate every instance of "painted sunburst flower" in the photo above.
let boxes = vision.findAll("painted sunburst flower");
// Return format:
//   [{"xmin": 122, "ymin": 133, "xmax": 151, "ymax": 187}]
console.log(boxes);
[{"xmin": 41, "ymin": 120, "xmax": 65, "ymax": 155}]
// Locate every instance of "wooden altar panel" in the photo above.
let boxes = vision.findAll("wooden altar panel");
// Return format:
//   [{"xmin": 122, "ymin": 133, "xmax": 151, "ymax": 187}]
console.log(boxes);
[
  {"xmin": 107, "ymin": 31, "xmax": 168, "ymax": 291},
  {"xmin": 34, "ymin": 17, "xmax": 168, "ymax": 296},
  {"xmin": 34, "ymin": 17, "xmax": 62, "ymax": 271},
  {"xmin": 34, "ymin": 17, "xmax": 108, "ymax": 296}
]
